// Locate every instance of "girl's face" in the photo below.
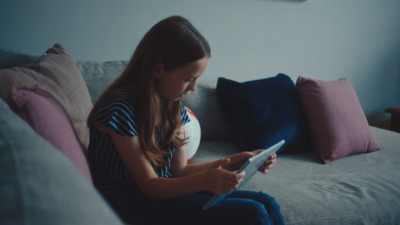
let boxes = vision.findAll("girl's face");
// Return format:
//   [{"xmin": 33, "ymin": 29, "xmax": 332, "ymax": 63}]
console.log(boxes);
[{"xmin": 155, "ymin": 57, "xmax": 209, "ymax": 101}]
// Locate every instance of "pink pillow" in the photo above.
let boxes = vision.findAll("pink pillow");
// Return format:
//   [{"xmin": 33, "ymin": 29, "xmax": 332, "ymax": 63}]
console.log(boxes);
[
  {"xmin": 296, "ymin": 76, "xmax": 380, "ymax": 163},
  {"xmin": 8, "ymin": 85, "xmax": 92, "ymax": 182}
]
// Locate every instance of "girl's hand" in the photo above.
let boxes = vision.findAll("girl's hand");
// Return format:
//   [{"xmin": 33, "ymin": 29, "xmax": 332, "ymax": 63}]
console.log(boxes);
[
  {"xmin": 205, "ymin": 158, "xmax": 246, "ymax": 194},
  {"xmin": 256, "ymin": 152, "xmax": 277, "ymax": 174},
  {"xmin": 224, "ymin": 150, "xmax": 277, "ymax": 174},
  {"xmin": 222, "ymin": 151, "xmax": 255, "ymax": 172}
]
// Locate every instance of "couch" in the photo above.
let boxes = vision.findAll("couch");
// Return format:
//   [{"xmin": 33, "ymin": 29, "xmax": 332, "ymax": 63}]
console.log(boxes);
[{"xmin": 1, "ymin": 44, "xmax": 399, "ymax": 225}]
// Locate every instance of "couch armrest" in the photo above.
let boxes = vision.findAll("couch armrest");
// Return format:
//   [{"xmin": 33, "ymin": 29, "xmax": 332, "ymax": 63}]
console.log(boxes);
[{"xmin": 385, "ymin": 107, "xmax": 400, "ymax": 132}]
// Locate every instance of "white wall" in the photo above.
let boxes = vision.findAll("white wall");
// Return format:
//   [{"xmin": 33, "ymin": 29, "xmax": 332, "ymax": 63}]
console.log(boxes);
[{"xmin": 1, "ymin": 0, "xmax": 400, "ymax": 127}]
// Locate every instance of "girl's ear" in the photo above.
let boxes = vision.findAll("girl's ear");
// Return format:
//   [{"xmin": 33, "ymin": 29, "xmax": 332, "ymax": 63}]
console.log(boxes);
[{"xmin": 154, "ymin": 63, "xmax": 164, "ymax": 79}]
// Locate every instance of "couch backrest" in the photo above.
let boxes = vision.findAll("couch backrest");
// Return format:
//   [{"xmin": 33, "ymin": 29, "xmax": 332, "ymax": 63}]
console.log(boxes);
[
  {"xmin": 0, "ymin": 48, "xmax": 233, "ymax": 142},
  {"xmin": 76, "ymin": 60, "xmax": 128, "ymax": 103},
  {"xmin": 182, "ymin": 84, "xmax": 233, "ymax": 140},
  {"xmin": 0, "ymin": 48, "xmax": 39, "ymax": 69}
]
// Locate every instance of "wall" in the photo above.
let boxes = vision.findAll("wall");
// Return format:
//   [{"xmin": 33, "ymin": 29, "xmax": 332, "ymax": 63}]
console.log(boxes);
[{"xmin": 1, "ymin": 0, "xmax": 400, "ymax": 127}]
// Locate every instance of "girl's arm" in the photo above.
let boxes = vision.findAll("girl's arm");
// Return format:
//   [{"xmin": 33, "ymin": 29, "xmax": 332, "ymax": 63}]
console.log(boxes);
[
  {"xmin": 171, "ymin": 127, "xmax": 277, "ymax": 176},
  {"xmin": 98, "ymin": 123, "xmax": 244, "ymax": 199},
  {"xmin": 169, "ymin": 126, "xmax": 241, "ymax": 177}
]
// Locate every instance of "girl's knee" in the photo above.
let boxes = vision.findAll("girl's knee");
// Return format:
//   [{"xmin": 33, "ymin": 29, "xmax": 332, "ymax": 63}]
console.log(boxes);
[
  {"xmin": 241, "ymin": 199, "xmax": 268, "ymax": 215},
  {"xmin": 254, "ymin": 191, "xmax": 281, "ymax": 210},
  {"xmin": 232, "ymin": 200, "xmax": 273, "ymax": 225}
]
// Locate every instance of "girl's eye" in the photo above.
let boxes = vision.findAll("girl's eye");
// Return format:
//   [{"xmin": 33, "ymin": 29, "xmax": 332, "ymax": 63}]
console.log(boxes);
[{"xmin": 186, "ymin": 78, "xmax": 195, "ymax": 83}]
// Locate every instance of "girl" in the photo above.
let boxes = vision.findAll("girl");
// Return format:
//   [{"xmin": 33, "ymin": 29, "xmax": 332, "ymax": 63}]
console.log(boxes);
[{"xmin": 87, "ymin": 15, "xmax": 285, "ymax": 225}]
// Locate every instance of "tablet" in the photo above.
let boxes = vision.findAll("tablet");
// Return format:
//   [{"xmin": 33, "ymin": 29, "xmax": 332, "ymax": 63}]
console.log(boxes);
[{"xmin": 202, "ymin": 140, "xmax": 285, "ymax": 211}]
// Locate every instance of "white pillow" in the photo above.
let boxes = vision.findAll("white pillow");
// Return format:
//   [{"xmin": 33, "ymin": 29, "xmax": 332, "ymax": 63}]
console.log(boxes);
[{"xmin": 184, "ymin": 107, "xmax": 201, "ymax": 160}]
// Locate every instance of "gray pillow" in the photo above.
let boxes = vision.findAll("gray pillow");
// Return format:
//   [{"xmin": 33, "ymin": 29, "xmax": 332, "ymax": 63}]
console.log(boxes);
[{"xmin": 0, "ymin": 99, "xmax": 124, "ymax": 225}]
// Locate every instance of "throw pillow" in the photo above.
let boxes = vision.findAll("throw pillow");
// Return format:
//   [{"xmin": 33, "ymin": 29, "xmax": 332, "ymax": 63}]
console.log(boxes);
[
  {"xmin": 0, "ymin": 44, "xmax": 92, "ymax": 150},
  {"xmin": 184, "ymin": 107, "xmax": 201, "ymax": 160},
  {"xmin": 8, "ymin": 85, "xmax": 92, "ymax": 182},
  {"xmin": 216, "ymin": 74, "xmax": 311, "ymax": 153},
  {"xmin": 295, "ymin": 76, "xmax": 380, "ymax": 163}
]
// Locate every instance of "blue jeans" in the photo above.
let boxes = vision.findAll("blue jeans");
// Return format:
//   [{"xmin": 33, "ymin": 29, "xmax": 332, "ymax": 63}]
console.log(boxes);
[{"xmin": 114, "ymin": 189, "xmax": 285, "ymax": 225}]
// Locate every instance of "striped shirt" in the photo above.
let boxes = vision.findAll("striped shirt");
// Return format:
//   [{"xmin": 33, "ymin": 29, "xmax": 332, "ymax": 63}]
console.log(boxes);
[{"xmin": 87, "ymin": 94, "xmax": 190, "ymax": 198}]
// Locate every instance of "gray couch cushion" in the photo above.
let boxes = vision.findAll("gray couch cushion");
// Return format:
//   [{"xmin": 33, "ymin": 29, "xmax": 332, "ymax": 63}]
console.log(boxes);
[
  {"xmin": 193, "ymin": 127, "xmax": 400, "ymax": 225},
  {"xmin": 0, "ymin": 99, "xmax": 123, "ymax": 225},
  {"xmin": 76, "ymin": 60, "xmax": 128, "ymax": 103},
  {"xmin": 183, "ymin": 84, "xmax": 233, "ymax": 141}
]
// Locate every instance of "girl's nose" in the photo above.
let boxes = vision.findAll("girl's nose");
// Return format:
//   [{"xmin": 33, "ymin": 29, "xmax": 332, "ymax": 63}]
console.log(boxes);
[{"xmin": 189, "ymin": 80, "xmax": 197, "ymax": 92}]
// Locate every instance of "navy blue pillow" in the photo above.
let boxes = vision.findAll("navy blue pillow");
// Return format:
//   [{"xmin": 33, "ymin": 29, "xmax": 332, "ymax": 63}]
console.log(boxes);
[{"xmin": 216, "ymin": 74, "xmax": 311, "ymax": 153}]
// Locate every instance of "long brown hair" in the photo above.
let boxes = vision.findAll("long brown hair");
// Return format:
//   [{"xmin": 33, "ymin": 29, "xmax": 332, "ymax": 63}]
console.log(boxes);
[{"xmin": 89, "ymin": 16, "xmax": 211, "ymax": 167}]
